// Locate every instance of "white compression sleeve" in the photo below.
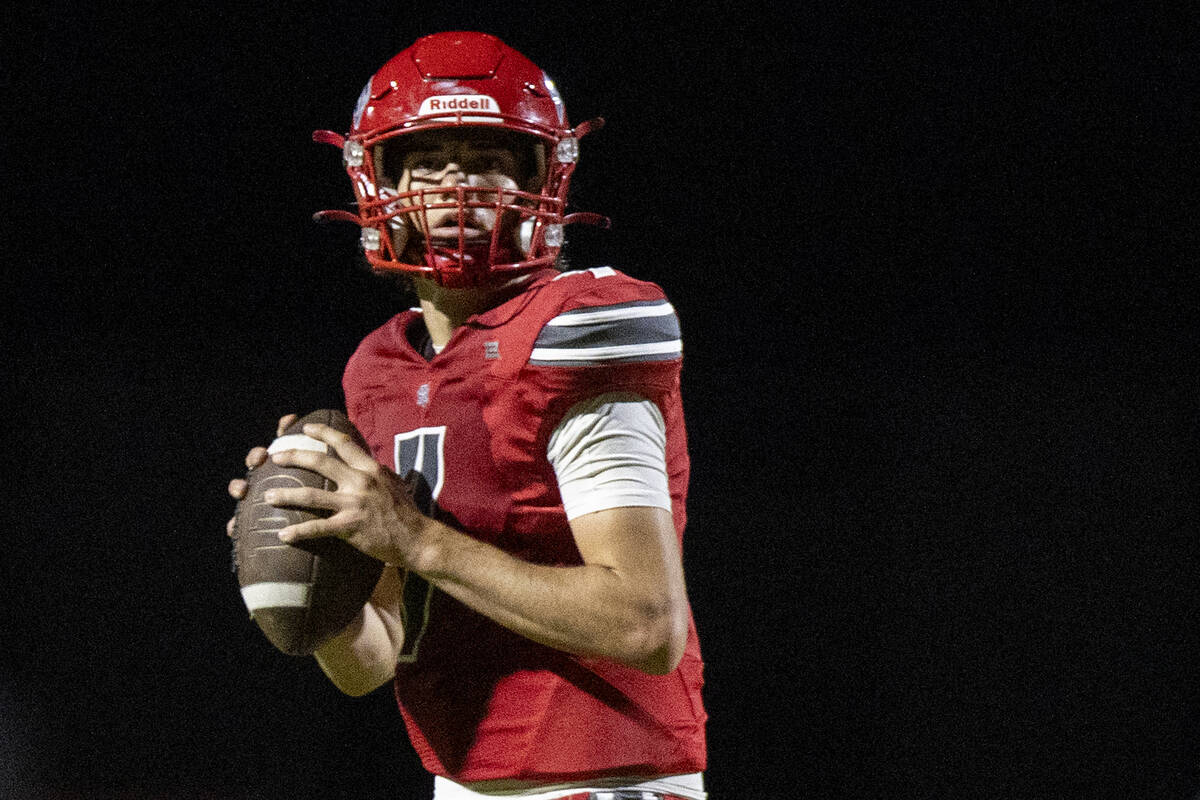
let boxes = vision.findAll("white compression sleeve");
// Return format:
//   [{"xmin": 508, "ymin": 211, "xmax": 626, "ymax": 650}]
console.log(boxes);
[{"xmin": 546, "ymin": 392, "xmax": 671, "ymax": 520}]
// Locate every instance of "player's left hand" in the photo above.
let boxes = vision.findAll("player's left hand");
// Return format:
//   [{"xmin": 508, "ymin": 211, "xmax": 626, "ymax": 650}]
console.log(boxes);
[{"xmin": 266, "ymin": 422, "xmax": 428, "ymax": 567}]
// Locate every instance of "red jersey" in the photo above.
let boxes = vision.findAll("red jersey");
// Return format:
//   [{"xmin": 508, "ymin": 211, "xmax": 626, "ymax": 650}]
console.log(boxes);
[{"xmin": 342, "ymin": 267, "xmax": 706, "ymax": 784}]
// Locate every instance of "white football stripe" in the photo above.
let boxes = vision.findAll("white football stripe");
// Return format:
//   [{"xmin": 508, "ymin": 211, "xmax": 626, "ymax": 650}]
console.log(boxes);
[
  {"xmin": 530, "ymin": 339, "xmax": 682, "ymax": 362},
  {"xmin": 241, "ymin": 582, "xmax": 312, "ymax": 611},
  {"xmin": 268, "ymin": 434, "xmax": 329, "ymax": 455},
  {"xmin": 546, "ymin": 302, "xmax": 675, "ymax": 327}
]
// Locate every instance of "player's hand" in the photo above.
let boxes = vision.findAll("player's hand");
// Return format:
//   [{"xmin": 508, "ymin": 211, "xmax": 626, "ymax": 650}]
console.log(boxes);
[
  {"xmin": 265, "ymin": 422, "xmax": 429, "ymax": 566},
  {"xmin": 225, "ymin": 414, "xmax": 299, "ymax": 537}
]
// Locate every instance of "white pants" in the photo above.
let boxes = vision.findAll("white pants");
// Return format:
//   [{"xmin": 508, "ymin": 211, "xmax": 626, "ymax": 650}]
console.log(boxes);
[{"xmin": 433, "ymin": 772, "xmax": 706, "ymax": 800}]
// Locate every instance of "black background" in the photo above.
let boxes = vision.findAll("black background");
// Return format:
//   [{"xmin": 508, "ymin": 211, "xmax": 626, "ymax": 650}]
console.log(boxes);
[{"xmin": 4, "ymin": 3, "xmax": 1198, "ymax": 798}]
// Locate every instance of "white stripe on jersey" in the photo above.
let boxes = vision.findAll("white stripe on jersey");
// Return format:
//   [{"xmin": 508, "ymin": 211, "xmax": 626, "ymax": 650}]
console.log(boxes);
[
  {"xmin": 529, "ymin": 339, "xmax": 682, "ymax": 363},
  {"xmin": 545, "ymin": 301, "xmax": 676, "ymax": 327}
]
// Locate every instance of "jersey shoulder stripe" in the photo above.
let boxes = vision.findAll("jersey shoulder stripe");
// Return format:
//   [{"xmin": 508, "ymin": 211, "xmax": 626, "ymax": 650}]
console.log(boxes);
[{"xmin": 530, "ymin": 299, "xmax": 682, "ymax": 366}]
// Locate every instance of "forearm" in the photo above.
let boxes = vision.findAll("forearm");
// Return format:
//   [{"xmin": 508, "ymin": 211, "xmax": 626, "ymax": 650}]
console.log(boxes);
[
  {"xmin": 409, "ymin": 510, "xmax": 687, "ymax": 674},
  {"xmin": 314, "ymin": 568, "xmax": 405, "ymax": 695},
  {"xmin": 263, "ymin": 428, "xmax": 688, "ymax": 675}
]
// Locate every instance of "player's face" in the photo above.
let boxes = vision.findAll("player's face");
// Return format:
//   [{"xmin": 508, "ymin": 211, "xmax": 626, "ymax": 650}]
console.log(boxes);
[{"xmin": 387, "ymin": 129, "xmax": 533, "ymax": 244}]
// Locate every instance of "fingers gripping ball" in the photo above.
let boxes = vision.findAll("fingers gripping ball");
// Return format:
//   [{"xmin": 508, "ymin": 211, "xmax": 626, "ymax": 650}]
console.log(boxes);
[{"xmin": 232, "ymin": 409, "xmax": 384, "ymax": 656}]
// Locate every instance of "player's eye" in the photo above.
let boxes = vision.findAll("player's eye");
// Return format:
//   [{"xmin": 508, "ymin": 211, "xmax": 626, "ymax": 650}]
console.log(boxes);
[
  {"xmin": 409, "ymin": 160, "xmax": 437, "ymax": 176},
  {"xmin": 406, "ymin": 153, "xmax": 447, "ymax": 176}
]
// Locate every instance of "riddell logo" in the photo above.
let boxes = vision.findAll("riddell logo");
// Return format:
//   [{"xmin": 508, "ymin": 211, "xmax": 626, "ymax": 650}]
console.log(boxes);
[{"xmin": 418, "ymin": 95, "xmax": 501, "ymax": 117}]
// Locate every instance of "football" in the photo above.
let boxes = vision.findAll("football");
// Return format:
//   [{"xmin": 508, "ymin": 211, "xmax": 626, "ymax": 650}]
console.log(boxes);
[{"xmin": 232, "ymin": 409, "xmax": 384, "ymax": 656}]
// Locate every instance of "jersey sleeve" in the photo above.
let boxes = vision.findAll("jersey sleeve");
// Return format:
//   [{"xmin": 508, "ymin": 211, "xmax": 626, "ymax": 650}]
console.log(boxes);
[
  {"xmin": 528, "ymin": 290, "xmax": 682, "ymax": 368},
  {"xmin": 514, "ymin": 266, "xmax": 685, "ymax": 431},
  {"xmin": 487, "ymin": 268, "xmax": 691, "ymax": 537}
]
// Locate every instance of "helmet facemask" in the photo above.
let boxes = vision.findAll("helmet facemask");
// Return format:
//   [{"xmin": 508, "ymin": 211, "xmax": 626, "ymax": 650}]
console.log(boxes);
[{"xmin": 361, "ymin": 128, "xmax": 558, "ymax": 287}]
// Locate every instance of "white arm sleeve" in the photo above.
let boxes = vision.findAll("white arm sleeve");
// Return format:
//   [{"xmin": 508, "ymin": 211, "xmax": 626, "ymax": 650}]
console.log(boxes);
[{"xmin": 546, "ymin": 392, "xmax": 671, "ymax": 521}]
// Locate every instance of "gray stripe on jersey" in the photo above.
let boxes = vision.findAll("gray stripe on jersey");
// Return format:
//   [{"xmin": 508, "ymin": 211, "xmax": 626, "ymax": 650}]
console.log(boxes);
[
  {"xmin": 530, "ymin": 338, "xmax": 683, "ymax": 366},
  {"xmin": 533, "ymin": 310, "xmax": 681, "ymax": 351}
]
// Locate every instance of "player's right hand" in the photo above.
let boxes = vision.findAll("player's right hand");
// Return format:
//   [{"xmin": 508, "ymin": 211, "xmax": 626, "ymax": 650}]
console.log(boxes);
[{"xmin": 226, "ymin": 414, "xmax": 299, "ymax": 537}]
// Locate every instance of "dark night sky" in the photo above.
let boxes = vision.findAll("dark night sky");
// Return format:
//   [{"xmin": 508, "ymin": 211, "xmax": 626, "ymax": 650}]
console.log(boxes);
[{"xmin": 4, "ymin": 3, "xmax": 1199, "ymax": 798}]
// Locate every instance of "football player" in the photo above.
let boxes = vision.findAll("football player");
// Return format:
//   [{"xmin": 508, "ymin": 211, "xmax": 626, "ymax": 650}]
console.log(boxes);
[{"xmin": 229, "ymin": 32, "xmax": 707, "ymax": 800}]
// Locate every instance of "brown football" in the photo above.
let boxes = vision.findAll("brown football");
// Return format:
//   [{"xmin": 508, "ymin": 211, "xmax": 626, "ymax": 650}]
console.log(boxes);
[{"xmin": 232, "ymin": 409, "xmax": 384, "ymax": 656}]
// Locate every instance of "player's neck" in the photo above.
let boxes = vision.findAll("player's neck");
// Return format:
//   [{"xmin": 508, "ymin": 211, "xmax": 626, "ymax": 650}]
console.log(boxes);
[{"xmin": 413, "ymin": 279, "xmax": 508, "ymax": 349}]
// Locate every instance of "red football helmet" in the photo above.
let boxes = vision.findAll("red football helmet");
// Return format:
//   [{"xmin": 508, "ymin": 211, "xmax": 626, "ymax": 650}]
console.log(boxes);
[{"xmin": 314, "ymin": 31, "xmax": 608, "ymax": 288}]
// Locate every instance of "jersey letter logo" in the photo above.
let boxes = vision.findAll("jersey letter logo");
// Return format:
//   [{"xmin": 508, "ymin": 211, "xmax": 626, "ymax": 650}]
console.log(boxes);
[{"xmin": 393, "ymin": 426, "xmax": 447, "ymax": 661}]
